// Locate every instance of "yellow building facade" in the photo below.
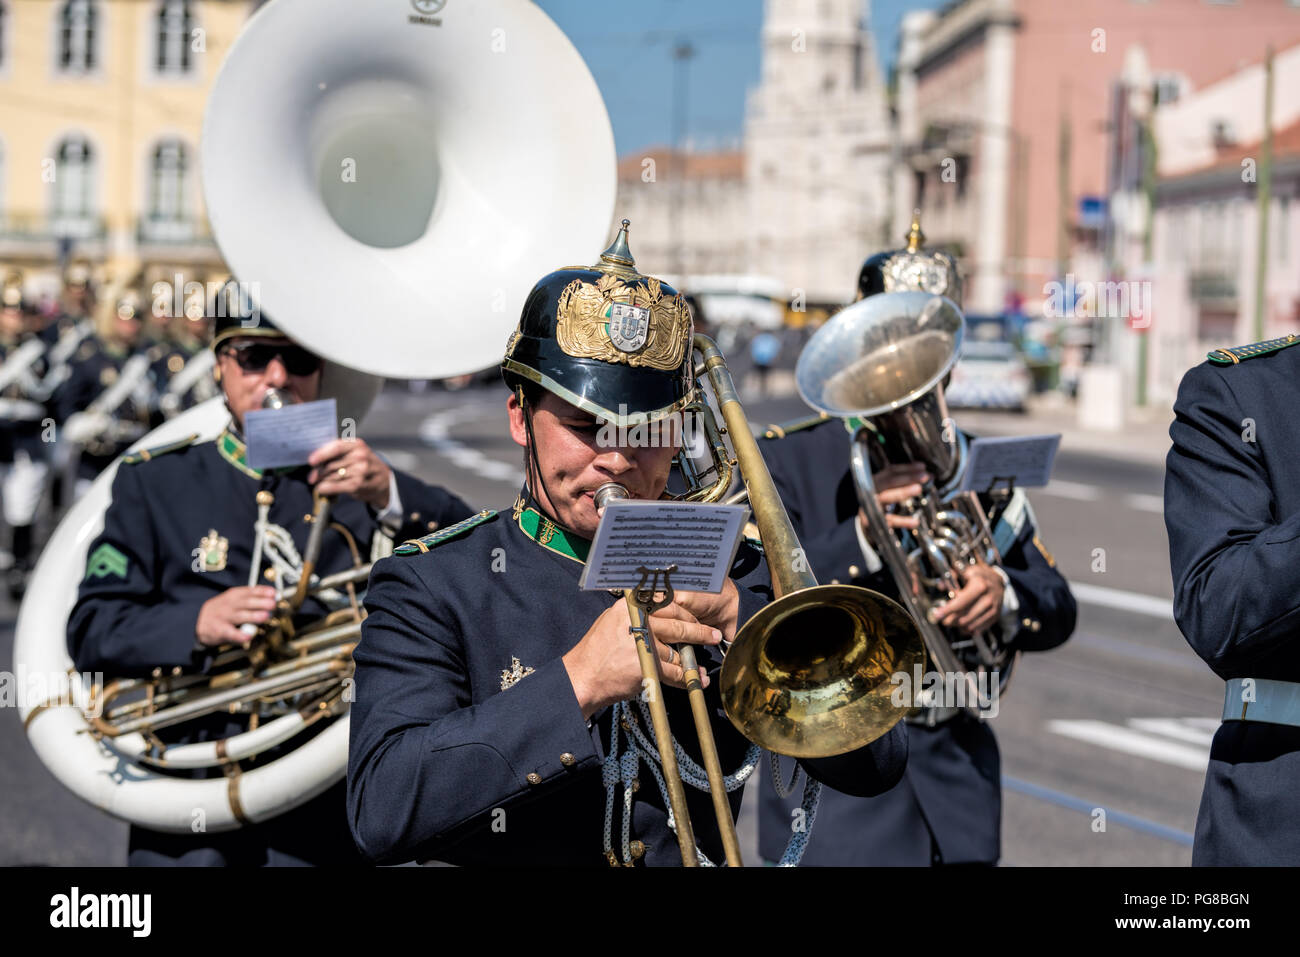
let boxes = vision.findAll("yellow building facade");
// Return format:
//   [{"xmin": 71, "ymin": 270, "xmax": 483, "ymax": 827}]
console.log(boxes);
[{"xmin": 0, "ymin": 0, "xmax": 255, "ymax": 300}]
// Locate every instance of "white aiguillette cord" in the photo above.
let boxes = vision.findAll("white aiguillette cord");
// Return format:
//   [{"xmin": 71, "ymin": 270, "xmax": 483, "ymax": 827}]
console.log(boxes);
[{"xmin": 241, "ymin": 389, "xmax": 285, "ymax": 637}]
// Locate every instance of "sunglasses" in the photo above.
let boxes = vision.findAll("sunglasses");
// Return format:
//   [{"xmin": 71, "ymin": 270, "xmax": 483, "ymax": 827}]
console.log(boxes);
[{"xmin": 222, "ymin": 341, "xmax": 323, "ymax": 376}]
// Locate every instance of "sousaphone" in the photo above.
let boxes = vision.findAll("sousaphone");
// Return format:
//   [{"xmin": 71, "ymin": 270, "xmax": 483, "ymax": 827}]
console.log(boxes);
[{"xmin": 16, "ymin": 0, "xmax": 615, "ymax": 832}]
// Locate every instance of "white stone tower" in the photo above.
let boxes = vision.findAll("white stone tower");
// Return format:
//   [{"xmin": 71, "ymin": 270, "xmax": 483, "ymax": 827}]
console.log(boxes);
[{"xmin": 745, "ymin": 0, "xmax": 894, "ymax": 305}]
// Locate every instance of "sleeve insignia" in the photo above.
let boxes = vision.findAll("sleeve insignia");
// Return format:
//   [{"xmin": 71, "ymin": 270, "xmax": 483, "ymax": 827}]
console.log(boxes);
[
  {"xmin": 1032, "ymin": 535, "xmax": 1057, "ymax": 568},
  {"xmin": 500, "ymin": 656, "xmax": 536, "ymax": 691},
  {"xmin": 395, "ymin": 508, "xmax": 497, "ymax": 556},
  {"xmin": 85, "ymin": 543, "xmax": 128, "ymax": 580}
]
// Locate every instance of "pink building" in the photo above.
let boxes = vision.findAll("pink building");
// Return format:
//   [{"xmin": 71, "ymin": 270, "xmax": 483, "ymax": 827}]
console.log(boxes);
[{"xmin": 895, "ymin": 0, "xmax": 1300, "ymax": 320}]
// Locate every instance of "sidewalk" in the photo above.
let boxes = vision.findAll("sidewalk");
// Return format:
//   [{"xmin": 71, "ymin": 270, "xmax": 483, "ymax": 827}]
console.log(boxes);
[{"xmin": 957, "ymin": 394, "xmax": 1174, "ymax": 468}]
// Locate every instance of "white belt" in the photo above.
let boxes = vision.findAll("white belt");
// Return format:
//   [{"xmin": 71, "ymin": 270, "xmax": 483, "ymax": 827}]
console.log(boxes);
[
  {"xmin": 0, "ymin": 398, "xmax": 44, "ymax": 421},
  {"xmin": 1223, "ymin": 678, "xmax": 1300, "ymax": 727}
]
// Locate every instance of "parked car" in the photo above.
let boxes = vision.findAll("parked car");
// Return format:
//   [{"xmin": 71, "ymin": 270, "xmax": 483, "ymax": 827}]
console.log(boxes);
[{"xmin": 946, "ymin": 340, "xmax": 1031, "ymax": 411}]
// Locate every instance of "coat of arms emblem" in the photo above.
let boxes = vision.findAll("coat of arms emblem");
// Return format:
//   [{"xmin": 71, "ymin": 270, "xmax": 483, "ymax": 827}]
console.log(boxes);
[
  {"xmin": 198, "ymin": 528, "xmax": 229, "ymax": 573},
  {"xmin": 606, "ymin": 302, "xmax": 650, "ymax": 353}
]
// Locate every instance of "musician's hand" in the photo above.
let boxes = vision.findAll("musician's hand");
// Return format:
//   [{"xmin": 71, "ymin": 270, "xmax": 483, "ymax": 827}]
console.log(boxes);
[
  {"xmin": 932, "ymin": 562, "xmax": 1005, "ymax": 635},
  {"xmin": 307, "ymin": 438, "xmax": 391, "ymax": 508},
  {"xmin": 563, "ymin": 598, "xmax": 723, "ymax": 719},
  {"xmin": 670, "ymin": 578, "xmax": 741, "ymax": 643},
  {"xmin": 860, "ymin": 463, "xmax": 931, "ymax": 533},
  {"xmin": 195, "ymin": 585, "xmax": 277, "ymax": 647}
]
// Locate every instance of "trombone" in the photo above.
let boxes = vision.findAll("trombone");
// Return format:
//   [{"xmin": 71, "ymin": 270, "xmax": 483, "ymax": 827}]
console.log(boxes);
[{"xmin": 599, "ymin": 334, "xmax": 924, "ymax": 866}]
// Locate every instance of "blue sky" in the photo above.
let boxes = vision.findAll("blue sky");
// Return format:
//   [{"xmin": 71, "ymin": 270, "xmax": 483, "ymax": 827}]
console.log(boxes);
[{"xmin": 536, "ymin": 0, "xmax": 946, "ymax": 155}]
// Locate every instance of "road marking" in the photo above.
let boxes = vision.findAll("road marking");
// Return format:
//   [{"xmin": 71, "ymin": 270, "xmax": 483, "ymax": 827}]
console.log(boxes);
[
  {"xmin": 1042, "ymin": 479, "xmax": 1101, "ymax": 501},
  {"xmin": 419, "ymin": 409, "xmax": 525, "ymax": 486},
  {"xmin": 1003, "ymin": 776, "xmax": 1195, "ymax": 847},
  {"xmin": 1039, "ymin": 482, "xmax": 1164, "ymax": 514},
  {"xmin": 1069, "ymin": 582, "xmax": 1174, "ymax": 620},
  {"xmin": 1072, "ymin": 632, "xmax": 1209, "ymax": 675},
  {"xmin": 1129, "ymin": 717, "xmax": 1217, "ymax": 747},
  {"xmin": 1122, "ymin": 493, "xmax": 1165, "ymax": 513},
  {"xmin": 1048, "ymin": 717, "xmax": 1211, "ymax": 772},
  {"xmin": 376, "ymin": 449, "xmax": 420, "ymax": 472}
]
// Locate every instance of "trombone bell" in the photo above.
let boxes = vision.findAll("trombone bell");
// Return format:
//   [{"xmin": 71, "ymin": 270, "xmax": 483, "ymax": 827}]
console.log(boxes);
[{"xmin": 721, "ymin": 584, "xmax": 923, "ymax": 758}]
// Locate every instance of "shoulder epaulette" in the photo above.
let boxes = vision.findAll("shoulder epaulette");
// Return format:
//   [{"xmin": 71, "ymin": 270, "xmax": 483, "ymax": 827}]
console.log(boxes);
[
  {"xmin": 121, "ymin": 433, "xmax": 199, "ymax": 465},
  {"xmin": 395, "ymin": 509, "xmax": 497, "ymax": 556},
  {"xmin": 762, "ymin": 412, "xmax": 830, "ymax": 440},
  {"xmin": 1207, "ymin": 334, "xmax": 1299, "ymax": 365}
]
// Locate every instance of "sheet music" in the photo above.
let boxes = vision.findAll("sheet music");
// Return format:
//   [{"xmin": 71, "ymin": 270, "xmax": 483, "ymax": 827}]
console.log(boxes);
[
  {"xmin": 579, "ymin": 501, "xmax": 749, "ymax": 594},
  {"xmin": 245, "ymin": 398, "xmax": 338, "ymax": 470},
  {"xmin": 959, "ymin": 433, "xmax": 1062, "ymax": 492}
]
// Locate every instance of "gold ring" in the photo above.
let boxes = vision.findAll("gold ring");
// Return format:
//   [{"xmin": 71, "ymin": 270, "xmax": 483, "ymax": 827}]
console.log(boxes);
[
  {"xmin": 337, "ymin": 466, "xmax": 347, "ymax": 478},
  {"xmin": 667, "ymin": 647, "xmax": 677, "ymax": 665}
]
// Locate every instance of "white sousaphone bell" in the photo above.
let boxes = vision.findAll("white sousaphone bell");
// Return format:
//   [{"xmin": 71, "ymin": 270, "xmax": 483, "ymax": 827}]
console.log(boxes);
[{"xmin": 16, "ymin": 0, "xmax": 616, "ymax": 833}]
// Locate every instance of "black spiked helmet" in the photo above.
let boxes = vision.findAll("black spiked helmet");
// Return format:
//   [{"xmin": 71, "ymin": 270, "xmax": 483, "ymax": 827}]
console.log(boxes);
[
  {"xmin": 502, "ymin": 220, "xmax": 694, "ymax": 427},
  {"xmin": 856, "ymin": 212, "xmax": 963, "ymax": 305},
  {"xmin": 210, "ymin": 278, "xmax": 286, "ymax": 350}
]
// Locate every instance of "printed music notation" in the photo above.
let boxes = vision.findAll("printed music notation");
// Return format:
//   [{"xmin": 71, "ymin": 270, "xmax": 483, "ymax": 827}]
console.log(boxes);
[
  {"xmin": 245, "ymin": 398, "xmax": 339, "ymax": 470},
  {"xmin": 579, "ymin": 501, "xmax": 749, "ymax": 594}
]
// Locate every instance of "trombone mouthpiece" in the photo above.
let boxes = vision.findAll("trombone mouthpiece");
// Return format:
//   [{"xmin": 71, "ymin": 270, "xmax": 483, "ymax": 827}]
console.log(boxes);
[
  {"xmin": 262, "ymin": 388, "xmax": 286, "ymax": 410},
  {"xmin": 593, "ymin": 482, "xmax": 630, "ymax": 512}
]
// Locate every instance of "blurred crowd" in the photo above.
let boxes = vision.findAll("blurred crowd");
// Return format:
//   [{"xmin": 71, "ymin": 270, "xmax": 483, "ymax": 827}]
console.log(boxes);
[{"xmin": 0, "ymin": 264, "xmax": 217, "ymax": 599}]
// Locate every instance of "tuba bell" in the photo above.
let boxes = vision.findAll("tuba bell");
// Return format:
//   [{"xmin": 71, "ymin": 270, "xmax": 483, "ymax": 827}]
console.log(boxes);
[
  {"xmin": 795, "ymin": 291, "xmax": 1018, "ymax": 714},
  {"xmin": 16, "ymin": 0, "xmax": 616, "ymax": 832}
]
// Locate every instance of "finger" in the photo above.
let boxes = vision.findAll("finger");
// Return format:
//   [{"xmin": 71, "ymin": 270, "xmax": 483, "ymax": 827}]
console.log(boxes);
[
  {"xmin": 650, "ymin": 602, "xmax": 698, "ymax": 623},
  {"xmin": 654, "ymin": 658, "xmax": 710, "ymax": 692},
  {"xmin": 650, "ymin": 618, "xmax": 721, "ymax": 646},
  {"xmin": 957, "ymin": 596, "xmax": 997, "ymax": 631},
  {"xmin": 307, "ymin": 439, "xmax": 350, "ymax": 467},
  {"xmin": 878, "ymin": 483, "xmax": 923, "ymax": 504},
  {"xmin": 667, "ymin": 591, "xmax": 713, "ymax": 619},
  {"xmin": 885, "ymin": 514, "xmax": 920, "ymax": 530}
]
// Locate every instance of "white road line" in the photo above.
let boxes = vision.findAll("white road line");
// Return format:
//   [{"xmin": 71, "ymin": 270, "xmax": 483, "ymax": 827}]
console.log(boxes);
[
  {"xmin": 1122, "ymin": 493, "xmax": 1165, "ymax": 513},
  {"xmin": 1129, "ymin": 717, "xmax": 1216, "ymax": 748},
  {"xmin": 419, "ymin": 409, "xmax": 525, "ymax": 487},
  {"xmin": 1069, "ymin": 582, "xmax": 1174, "ymax": 620},
  {"xmin": 377, "ymin": 449, "xmax": 419, "ymax": 472},
  {"xmin": 1039, "ymin": 482, "xmax": 1165, "ymax": 514},
  {"xmin": 1048, "ymin": 719, "xmax": 1210, "ymax": 772},
  {"xmin": 1041, "ymin": 479, "xmax": 1101, "ymax": 501}
]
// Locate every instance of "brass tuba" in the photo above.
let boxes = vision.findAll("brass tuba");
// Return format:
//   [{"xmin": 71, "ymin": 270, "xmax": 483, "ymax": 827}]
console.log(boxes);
[
  {"xmin": 795, "ymin": 291, "xmax": 1017, "ymax": 715},
  {"xmin": 16, "ymin": 0, "xmax": 616, "ymax": 832}
]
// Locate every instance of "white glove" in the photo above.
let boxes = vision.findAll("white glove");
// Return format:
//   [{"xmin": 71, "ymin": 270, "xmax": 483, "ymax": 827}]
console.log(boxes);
[{"xmin": 63, "ymin": 410, "xmax": 112, "ymax": 446}]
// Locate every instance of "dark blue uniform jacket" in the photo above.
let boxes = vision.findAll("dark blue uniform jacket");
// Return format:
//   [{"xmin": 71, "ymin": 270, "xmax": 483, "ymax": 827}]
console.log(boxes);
[
  {"xmin": 67, "ymin": 431, "xmax": 473, "ymax": 865},
  {"xmin": 1166, "ymin": 346, "xmax": 1300, "ymax": 866},
  {"xmin": 348, "ymin": 493, "xmax": 909, "ymax": 866},
  {"xmin": 755, "ymin": 417, "xmax": 1075, "ymax": 865}
]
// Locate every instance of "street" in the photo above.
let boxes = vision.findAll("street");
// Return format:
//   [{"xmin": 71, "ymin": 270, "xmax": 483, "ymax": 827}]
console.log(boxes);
[{"xmin": 0, "ymin": 376, "xmax": 1215, "ymax": 867}]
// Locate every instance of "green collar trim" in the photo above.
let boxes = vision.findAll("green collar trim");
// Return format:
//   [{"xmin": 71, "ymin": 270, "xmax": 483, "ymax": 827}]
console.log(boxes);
[
  {"xmin": 218, "ymin": 429, "xmax": 261, "ymax": 478},
  {"xmin": 513, "ymin": 496, "xmax": 590, "ymax": 564}
]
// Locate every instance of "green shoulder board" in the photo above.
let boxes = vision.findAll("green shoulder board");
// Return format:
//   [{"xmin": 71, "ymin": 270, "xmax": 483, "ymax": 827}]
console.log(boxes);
[
  {"xmin": 1207, "ymin": 334, "xmax": 1299, "ymax": 365},
  {"xmin": 121, "ymin": 433, "xmax": 200, "ymax": 465},
  {"xmin": 395, "ymin": 509, "xmax": 497, "ymax": 556}
]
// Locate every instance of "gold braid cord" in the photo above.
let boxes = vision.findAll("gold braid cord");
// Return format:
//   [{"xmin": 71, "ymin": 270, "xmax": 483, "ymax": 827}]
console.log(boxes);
[{"xmin": 555, "ymin": 274, "xmax": 690, "ymax": 371}]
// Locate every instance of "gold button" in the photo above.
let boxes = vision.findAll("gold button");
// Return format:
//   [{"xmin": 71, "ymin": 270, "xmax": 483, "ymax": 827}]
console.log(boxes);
[
  {"xmin": 560, "ymin": 752, "xmax": 576, "ymax": 767},
  {"xmin": 1021, "ymin": 617, "xmax": 1033, "ymax": 628},
  {"xmin": 410, "ymin": 511, "xmax": 421, "ymax": 521},
  {"xmin": 526, "ymin": 772, "xmax": 542, "ymax": 785},
  {"xmin": 1031, "ymin": 620, "xmax": 1042, "ymax": 632},
  {"xmin": 848, "ymin": 565, "xmax": 861, "ymax": 578},
  {"xmin": 830, "ymin": 578, "xmax": 840, "ymax": 585},
  {"xmin": 630, "ymin": 840, "xmax": 646, "ymax": 859},
  {"xmin": 264, "ymin": 567, "xmax": 277, "ymax": 581},
  {"xmin": 427, "ymin": 521, "xmax": 437, "ymax": 531}
]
